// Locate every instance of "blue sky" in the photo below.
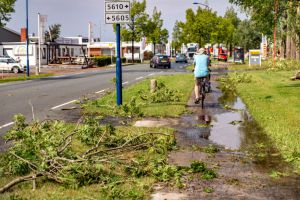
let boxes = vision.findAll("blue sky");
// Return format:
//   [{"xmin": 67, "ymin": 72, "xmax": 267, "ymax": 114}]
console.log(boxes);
[{"xmin": 6, "ymin": 0, "xmax": 246, "ymax": 41}]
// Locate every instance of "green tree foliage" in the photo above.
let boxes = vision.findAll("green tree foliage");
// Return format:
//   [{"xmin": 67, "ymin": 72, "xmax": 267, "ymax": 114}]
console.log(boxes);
[
  {"xmin": 0, "ymin": 0, "xmax": 16, "ymax": 27},
  {"xmin": 45, "ymin": 24, "xmax": 62, "ymax": 42},
  {"xmin": 118, "ymin": 0, "xmax": 149, "ymax": 61},
  {"xmin": 224, "ymin": 7, "xmax": 240, "ymax": 55},
  {"xmin": 233, "ymin": 19, "xmax": 261, "ymax": 50},
  {"xmin": 147, "ymin": 7, "xmax": 169, "ymax": 54},
  {"xmin": 172, "ymin": 20, "xmax": 185, "ymax": 52},
  {"xmin": 174, "ymin": 7, "xmax": 236, "ymax": 48}
]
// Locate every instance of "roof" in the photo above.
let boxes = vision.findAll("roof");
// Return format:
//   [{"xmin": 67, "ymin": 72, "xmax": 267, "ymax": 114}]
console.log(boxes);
[{"xmin": 0, "ymin": 27, "xmax": 20, "ymax": 36}]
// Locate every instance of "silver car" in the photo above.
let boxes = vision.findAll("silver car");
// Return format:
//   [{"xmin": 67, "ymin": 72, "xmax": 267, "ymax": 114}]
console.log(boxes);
[
  {"xmin": 0, "ymin": 57, "xmax": 24, "ymax": 73},
  {"xmin": 175, "ymin": 54, "xmax": 188, "ymax": 63}
]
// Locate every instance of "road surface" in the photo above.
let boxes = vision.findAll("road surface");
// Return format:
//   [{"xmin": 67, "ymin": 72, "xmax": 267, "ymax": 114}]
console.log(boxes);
[{"xmin": 0, "ymin": 62, "xmax": 190, "ymax": 134}]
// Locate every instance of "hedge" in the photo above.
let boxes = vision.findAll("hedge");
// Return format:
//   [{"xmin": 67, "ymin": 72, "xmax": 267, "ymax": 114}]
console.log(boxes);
[{"xmin": 92, "ymin": 56, "xmax": 127, "ymax": 67}]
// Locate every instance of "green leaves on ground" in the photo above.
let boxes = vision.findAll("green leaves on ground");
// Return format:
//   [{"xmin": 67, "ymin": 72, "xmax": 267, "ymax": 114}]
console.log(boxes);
[
  {"xmin": 84, "ymin": 74, "xmax": 194, "ymax": 117},
  {"xmin": 138, "ymin": 81, "xmax": 182, "ymax": 103}
]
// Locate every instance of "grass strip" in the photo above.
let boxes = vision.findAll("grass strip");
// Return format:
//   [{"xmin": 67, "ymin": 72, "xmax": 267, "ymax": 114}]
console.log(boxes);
[
  {"xmin": 231, "ymin": 70, "xmax": 300, "ymax": 171},
  {"xmin": 83, "ymin": 74, "xmax": 194, "ymax": 117},
  {"xmin": 0, "ymin": 74, "xmax": 54, "ymax": 84}
]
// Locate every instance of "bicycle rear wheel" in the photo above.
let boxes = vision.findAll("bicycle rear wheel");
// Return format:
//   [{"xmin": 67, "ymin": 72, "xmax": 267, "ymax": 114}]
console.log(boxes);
[{"xmin": 201, "ymin": 84, "xmax": 206, "ymax": 109}]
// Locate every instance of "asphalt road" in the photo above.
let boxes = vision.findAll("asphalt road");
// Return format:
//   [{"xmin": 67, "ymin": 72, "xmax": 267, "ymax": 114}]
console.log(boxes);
[{"xmin": 0, "ymin": 61, "xmax": 190, "ymax": 134}]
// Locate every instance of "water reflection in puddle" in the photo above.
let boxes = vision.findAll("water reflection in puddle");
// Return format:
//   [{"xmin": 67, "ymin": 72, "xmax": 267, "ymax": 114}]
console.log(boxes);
[{"xmin": 209, "ymin": 97, "xmax": 246, "ymax": 150}]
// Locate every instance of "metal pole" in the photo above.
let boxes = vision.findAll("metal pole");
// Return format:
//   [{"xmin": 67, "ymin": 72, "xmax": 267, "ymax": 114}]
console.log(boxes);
[
  {"xmin": 37, "ymin": 13, "xmax": 41, "ymax": 74},
  {"xmin": 116, "ymin": 24, "xmax": 122, "ymax": 105},
  {"xmin": 26, "ymin": 0, "xmax": 30, "ymax": 77}
]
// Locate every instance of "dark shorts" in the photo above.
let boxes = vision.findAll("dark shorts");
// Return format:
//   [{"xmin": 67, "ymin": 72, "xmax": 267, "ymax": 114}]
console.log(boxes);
[{"xmin": 195, "ymin": 74, "xmax": 210, "ymax": 86}]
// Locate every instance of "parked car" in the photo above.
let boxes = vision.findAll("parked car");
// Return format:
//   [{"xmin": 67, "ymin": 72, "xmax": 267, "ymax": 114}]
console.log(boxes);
[
  {"xmin": 175, "ymin": 53, "xmax": 188, "ymax": 63},
  {"xmin": 150, "ymin": 54, "xmax": 171, "ymax": 69},
  {"xmin": 0, "ymin": 57, "xmax": 24, "ymax": 73}
]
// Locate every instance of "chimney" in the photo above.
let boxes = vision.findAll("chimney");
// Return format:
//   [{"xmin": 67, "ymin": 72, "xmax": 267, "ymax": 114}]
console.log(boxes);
[{"xmin": 21, "ymin": 28, "xmax": 27, "ymax": 42}]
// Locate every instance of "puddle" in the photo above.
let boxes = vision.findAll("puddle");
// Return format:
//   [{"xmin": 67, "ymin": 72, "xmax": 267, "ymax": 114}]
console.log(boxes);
[{"xmin": 209, "ymin": 97, "xmax": 246, "ymax": 150}]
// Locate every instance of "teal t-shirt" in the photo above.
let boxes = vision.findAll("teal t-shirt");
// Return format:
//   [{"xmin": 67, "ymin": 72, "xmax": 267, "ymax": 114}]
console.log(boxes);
[{"xmin": 193, "ymin": 54, "xmax": 210, "ymax": 78}]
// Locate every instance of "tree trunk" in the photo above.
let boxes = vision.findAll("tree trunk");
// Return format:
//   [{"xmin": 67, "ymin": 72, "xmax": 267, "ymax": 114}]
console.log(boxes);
[
  {"xmin": 286, "ymin": 35, "xmax": 291, "ymax": 59},
  {"xmin": 153, "ymin": 43, "xmax": 156, "ymax": 55},
  {"xmin": 291, "ymin": 37, "xmax": 296, "ymax": 59}
]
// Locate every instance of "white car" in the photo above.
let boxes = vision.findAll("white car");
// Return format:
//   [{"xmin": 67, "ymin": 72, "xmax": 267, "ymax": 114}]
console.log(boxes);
[{"xmin": 0, "ymin": 57, "xmax": 24, "ymax": 73}]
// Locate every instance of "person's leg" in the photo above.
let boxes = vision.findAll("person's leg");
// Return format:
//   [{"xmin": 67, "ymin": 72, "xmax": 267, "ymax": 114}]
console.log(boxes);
[
  {"xmin": 194, "ymin": 78, "xmax": 201, "ymax": 104},
  {"xmin": 195, "ymin": 83, "xmax": 200, "ymax": 99}
]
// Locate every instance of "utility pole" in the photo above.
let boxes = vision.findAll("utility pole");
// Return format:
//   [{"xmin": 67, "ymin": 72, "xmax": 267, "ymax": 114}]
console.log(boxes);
[
  {"xmin": 37, "ymin": 13, "xmax": 41, "ymax": 75},
  {"xmin": 26, "ymin": 0, "xmax": 30, "ymax": 77}
]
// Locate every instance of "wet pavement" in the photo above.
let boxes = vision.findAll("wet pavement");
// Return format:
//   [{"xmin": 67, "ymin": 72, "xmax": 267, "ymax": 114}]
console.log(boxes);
[{"xmin": 134, "ymin": 75, "xmax": 300, "ymax": 200}]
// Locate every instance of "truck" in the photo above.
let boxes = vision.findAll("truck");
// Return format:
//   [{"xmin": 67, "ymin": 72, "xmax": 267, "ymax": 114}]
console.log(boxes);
[
  {"xmin": 212, "ymin": 44, "xmax": 228, "ymax": 62},
  {"xmin": 186, "ymin": 43, "xmax": 199, "ymax": 59}
]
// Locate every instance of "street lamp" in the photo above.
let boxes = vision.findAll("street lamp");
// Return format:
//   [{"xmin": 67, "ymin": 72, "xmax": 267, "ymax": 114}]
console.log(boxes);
[{"xmin": 193, "ymin": 2, "xmax": 209, "ymax": 9}]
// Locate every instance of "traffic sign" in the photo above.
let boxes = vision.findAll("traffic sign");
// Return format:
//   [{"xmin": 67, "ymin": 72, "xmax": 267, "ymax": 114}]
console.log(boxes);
[
  {"xmin": 105, "ymin": 0, "xmax": 130, "ymax": 24},
  {"xmin": 105, "ymin": 13, "xmax": 130, "ymax": 24},
  {"xmin": 105, "ymin": 1, "xmax": 130, "ymax": 12}
]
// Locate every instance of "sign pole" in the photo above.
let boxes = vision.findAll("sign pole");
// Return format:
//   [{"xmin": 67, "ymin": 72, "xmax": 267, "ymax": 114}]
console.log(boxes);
[{"xmin": 116, "ymin": 23, "xmax": 122, "ymax": 105}]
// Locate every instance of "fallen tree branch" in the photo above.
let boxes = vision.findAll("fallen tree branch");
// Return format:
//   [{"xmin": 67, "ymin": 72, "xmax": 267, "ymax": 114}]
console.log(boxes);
[
  {"xmin": 0, "ymin": 173, "xmax": 43, "ymax": 193},
  {"xmin": 10, "ymin": 152, "xmax": 38, "ymax": 170}
]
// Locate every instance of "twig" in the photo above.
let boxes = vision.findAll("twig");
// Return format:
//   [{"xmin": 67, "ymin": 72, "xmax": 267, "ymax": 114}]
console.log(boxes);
[
  {"xmin": 85, "ymin": 132, "xmax": 168, "ymax": 158},
  {"xmin": 0, "ymin": 173, "xmax": 43, "ymax": 193}
]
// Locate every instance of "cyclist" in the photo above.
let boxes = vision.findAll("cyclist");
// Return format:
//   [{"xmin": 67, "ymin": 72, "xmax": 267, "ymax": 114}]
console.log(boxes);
[{"xmin": 193, "ymin": 48, "xmax": 211, "ymax": 104}]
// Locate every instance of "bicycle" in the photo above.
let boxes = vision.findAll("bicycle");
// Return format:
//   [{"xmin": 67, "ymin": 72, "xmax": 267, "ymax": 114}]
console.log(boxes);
[{"xmin": 196, "ymin": 75, "xmax": 211, "ymax": 109}]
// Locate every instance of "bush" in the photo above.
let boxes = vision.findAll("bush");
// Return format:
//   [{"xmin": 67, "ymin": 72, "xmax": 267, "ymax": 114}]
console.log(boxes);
[
  {"xmin": 143, "ymin": 51, "xmax": 154, "ymax": 60},
  {"xmin": 92, "ymin": 56, "xmax": 127, "ymax": 67}
]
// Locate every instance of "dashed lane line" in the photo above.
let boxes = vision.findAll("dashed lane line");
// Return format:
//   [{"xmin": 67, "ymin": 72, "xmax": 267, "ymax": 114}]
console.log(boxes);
[
  {"xmin": 51, "ymin": 100, "xmax": 77, "ymax": 110},
  {"xmin": 122, "ymin": 81, "xmax": 129, "ymax": 85},
  {"xmin": 135, "ymin": 77, "xmax": 144, "ymax": 80},
  {"xmin": 95, "ymin": 89, "xmax": 106, "ymax": 94}
]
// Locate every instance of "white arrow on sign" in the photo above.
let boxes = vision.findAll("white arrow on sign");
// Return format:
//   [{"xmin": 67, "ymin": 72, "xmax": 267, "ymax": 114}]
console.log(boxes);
[
  {"xmin": 105, "ymin": 13, "xmax": 130, "ymax": 24},
  {"xmin": 105, "ymin": 1, "xmax": 130, "ymax": 13}
]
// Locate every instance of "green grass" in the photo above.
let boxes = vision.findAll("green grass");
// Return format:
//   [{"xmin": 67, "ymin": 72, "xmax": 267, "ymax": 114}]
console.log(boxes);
[
  {"xmin": 83, "ymin": 74, "xmax": 194, "ymax": 117},
  {"xmin": 0, "ymin": 74, "xmax": 54, "ymax": 84},
  {"xmin": 228, "ymin": 59, "xmax": 300, "ymax": 71},
  {"xmin": 233, "ymin": 70, "xmax": 300, "ymax": 171}
]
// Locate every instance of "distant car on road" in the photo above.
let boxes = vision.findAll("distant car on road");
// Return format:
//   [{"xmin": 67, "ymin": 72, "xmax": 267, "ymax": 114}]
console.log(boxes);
[
  {"xmin": 150, "ymin": 54, "xmax": 171, "ymax": 69},
  {"xmin": 175, "ymin": 54, "xmax": 188, "ymax": 63},
  {"xmin": 0, "ymin": 57, "xmax": 24, "ymax": 73}
]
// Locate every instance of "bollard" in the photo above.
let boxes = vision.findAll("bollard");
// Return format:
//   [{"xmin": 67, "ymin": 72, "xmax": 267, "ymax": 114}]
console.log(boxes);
[{"xmin": 150, "ymin": 79, "xmax": 157, "ymax": 93}]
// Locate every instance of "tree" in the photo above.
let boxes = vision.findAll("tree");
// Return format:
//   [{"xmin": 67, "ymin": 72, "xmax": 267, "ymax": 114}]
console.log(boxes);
[
  {"xmin": 45, "ymin": 24, "xmax": 61, "ymax": 42},
  {"xmin": 118, "ymin": 0, "xmax": 149, "ymax": 62},
  {"xmin": 172, "ymin": 21, "xmax": 184, "ymax": 53},
  {"xmin": 233, "ymin": 19, "xmax": 261, "ymax": 51},
  {"xmin": 224, "ymin": 7, "xmax": 240, "ymax": 56},
  {"xmin": 147, "ymin": 7, "xmax": 169, "ymax": 54},
  {"xmin": 0, "ymin": 0, "xmax": 16, "ymax": 27}
]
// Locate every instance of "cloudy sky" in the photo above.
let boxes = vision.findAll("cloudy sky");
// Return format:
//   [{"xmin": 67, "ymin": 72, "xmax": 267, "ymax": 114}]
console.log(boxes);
[{"xmin": 6, "ymin": 0, "xmax": 246, "ymax": 41}]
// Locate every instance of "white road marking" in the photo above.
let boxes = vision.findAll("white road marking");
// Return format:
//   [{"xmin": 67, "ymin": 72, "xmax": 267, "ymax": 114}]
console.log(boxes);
[
  {"xmin": 0, "ymin": 122, "xmax": 14, "ymax": 130},
  {"xmin": 51, "ymin": 100, "xmax": 77, "ymax": 110},
  {"xmin": 95, "ymin": 89, "xmax": 106, "ymax": 94},
  {"xmin": 122, "ymin": 81, "xmax": 129, "ymax": 85},
  {"xmin": 147, "ymin": 73, "xmax": 155, "ymax": 76},
  {"xmin": 135, "ymin": 77, "xmax": 144, "ymax": 80}
]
